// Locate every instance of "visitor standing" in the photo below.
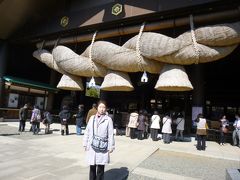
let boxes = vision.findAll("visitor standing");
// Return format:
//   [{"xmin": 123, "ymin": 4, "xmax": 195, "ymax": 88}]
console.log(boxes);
[
  {"xmin": 59, "ymin": 105, "xmax": 71, "ymax": 135},
  {"xmin": 175, "ymin": 113, "xmax": 185, "ymax": 141},
  {"xmin": 74, "ymin": 104, "xmax": 84, "ymax": 135},
  {"xmin": 86, "ymin": 103, "xmax": 97, "ymax": 124},
  {"xmin": 162, "ymin": 113, "xmax": 172, "ymax": 144},
  {"xmin": 30, "ymin": 105, "xmax": 41, "ymax": 135},
  {"xmin": 195, "ymin": 113, "xmax": 208, "ymax": 151},
  {"xmin": 150, "ymin": 111, "xmax": 161, "ymax": 141},
  {"xmin": 219, "ymin": 115, "xmax": 229, "ymax": 145},
  {"xmin": 232, "ymin": 114, "xmax": 240, "ymax": 147},
  {"xmin": 127, "ymin": 111, "xmax": 139, "ymax": 139},
  {"xmin": 18, "ymin": 104, "xmax": 28, "ymax": 132},
  {"xmin": 83, "ymin": 100, "xmax": 115, "ymax": 180},
  {"xmin": 43, "ymin": 110, "xmax": 52, "ymax": 134},
  {"xmin": 137, "ymin": 110, "xmax": 146, "ymax": 140}
]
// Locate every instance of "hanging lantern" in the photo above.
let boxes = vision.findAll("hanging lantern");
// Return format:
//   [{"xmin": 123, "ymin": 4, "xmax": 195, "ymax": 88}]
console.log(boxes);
[
  {"xmin": 141, "ymin": 71, "xmax": 148, "ymax": 82},
  {"xmin": 89, "ymin": 76, "xmax": 96, "ymax": 88},
  {"xmin": 155, "ymin": 64, "xmax": 193, "ymax": 91}
]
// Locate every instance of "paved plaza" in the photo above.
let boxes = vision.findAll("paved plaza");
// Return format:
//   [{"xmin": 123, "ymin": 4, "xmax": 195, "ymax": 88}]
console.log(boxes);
[{"xmin": 0, "ymin": 122, "xmax": 240, "ymax": 180}]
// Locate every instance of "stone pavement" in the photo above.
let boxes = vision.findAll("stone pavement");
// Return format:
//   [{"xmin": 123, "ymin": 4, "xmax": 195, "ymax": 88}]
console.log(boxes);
[{"xmin": 0, "ymin": 122, "xmax": 240, "ymax": 180}]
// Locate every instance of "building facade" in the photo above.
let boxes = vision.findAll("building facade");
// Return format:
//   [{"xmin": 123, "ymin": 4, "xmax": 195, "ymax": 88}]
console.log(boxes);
[{"xmin": 0, "ymin": 0, "xmax": 239, "ymax": 131}]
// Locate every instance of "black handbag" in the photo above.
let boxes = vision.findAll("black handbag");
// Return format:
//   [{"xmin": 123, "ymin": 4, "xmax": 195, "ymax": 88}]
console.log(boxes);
[{"xmin": 91, "ymin": 117, "xmax": 108, "ymax": 153}]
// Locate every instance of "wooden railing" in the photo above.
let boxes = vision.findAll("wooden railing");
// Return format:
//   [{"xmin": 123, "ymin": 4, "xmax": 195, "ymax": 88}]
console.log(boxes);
[{"xmin": 0, "ymin": 108, "xmax": 20, "ymax": 119}]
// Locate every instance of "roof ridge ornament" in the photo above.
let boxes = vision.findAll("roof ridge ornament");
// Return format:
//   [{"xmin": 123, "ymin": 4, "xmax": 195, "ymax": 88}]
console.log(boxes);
[
  {"xmin": 60, "ymin": 16, "xmax": 69, "ymax": 28},
  {"xmin": 112, "ymin": 3, "xmax": 123, "ymax": 16}
]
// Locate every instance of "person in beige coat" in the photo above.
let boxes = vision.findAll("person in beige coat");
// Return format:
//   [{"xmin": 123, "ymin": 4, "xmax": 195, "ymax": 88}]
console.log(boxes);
[
  {"xmin": 127, "ymin": 111, "xmax": 139, "ymax": 139},
  {"xmin": 195, "ymin": 113, "xmax": 208, "ymax": 151},
  {"xmin": 83, "ymin": 100, "xmax": 115, "ymax": 180},
  {"xmin": 86, "ymin": 103, "xmax": 97, "ymax": 124}
]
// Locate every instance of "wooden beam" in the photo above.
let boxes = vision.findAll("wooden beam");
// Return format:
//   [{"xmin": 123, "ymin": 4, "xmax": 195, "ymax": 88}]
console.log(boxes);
[{"xmin": 36, "ymin": 8, "xmax": 240, "ymax": 48}]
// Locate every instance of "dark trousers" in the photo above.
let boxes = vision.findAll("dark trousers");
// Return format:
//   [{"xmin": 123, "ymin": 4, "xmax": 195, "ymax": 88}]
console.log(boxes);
[
  {"xmin": 66, "ymin": 124, "xmax": 69, "ymax": 135},
  {"xmin": 138, "ymin": 130, "xmax": 144, "ymax": 140},
  {"xmin": 19, "ymin": 120, "xmax": 26, "ymax": 132},
  {"xmin": 150, "ymin": 128, "xmax": 158, "ymax": 141},
  {"xmin": 163, "ymin": 133, "xmax": 171, "ymax": 143},
  {"xmin": 90, "ymin": 165, "xmax": 105, "ymax": 180},
  {"xmin": 130, "ymin": 128, "xmax": 136, "ymax": 139},
  {"xmin": 61, "ymin": 124, "xmax": 69, "ymax": 135},
  {"xmin": 220, "ymin": 131, "xmax": 226, "ymax": 144},
  {"xmin": 32, "ymin": 122, "xmax": 38, "ymax": 134},
  {"xmin": 197, "ymin": 135, "xmax": 206, "ymax": 150},
  {"xmin": 37, "ymin": 122, "xmax": 40, "ymax": 132}
]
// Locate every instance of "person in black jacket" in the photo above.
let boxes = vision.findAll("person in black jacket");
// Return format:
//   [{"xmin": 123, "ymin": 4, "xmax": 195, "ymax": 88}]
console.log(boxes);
[
  {"xmin": 74, "ymin": 104, "xmax": 84, "ymax": 135},
  {"xmin": 18, "ymin": 104, "xmax": 28, "ymax": 132},
  {"xmin": 59, "ymin": 105, "xmax": 71, "ymax": 135},
  {"xmin": 43, "ymin": 111, "xmax": 53, "ymax": 134}
]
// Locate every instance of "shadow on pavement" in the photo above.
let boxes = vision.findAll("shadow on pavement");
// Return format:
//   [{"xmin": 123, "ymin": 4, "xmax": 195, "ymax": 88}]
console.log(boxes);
[
  {"xmin": 104, "ymin": 167, "xmax": 129, "ymax": 180},
  {"xmin": 172, "ymin": 137, "xmax": 192, "ymax": 142},
  {"xmin": 68, "ymin": 133, "xmax": 77, "ymax": 135},
  {"xmin": 0, "ymin": 133, "xmax": 20, "ymax": 136}
]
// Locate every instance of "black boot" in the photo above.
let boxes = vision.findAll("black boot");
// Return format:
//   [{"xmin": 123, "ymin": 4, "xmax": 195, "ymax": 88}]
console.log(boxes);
[{"xmin": 61, "ymin": 130, "xmax": 64, "ymax": 135}]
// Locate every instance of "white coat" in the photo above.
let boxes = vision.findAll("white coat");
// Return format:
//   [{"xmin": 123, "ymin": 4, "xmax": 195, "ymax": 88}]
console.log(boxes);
[
  {"xmin": 161, "ymin": 116, "xmax": 172, "ymax": 134},
  {"xmin": 197, "ymin": 118, "xmax": 207, "ymax": 130},
  {"xmin": 150, "ymin": 115, "xmax": 161, "ymax": 129},
  {"xmin": 176, "ymin": 117, "xmax": 185, "ymax": 131},
  {"xmin": 127, "ymin": 112, "xmax": 139, "ymax": 128},
  {"xmin": 83, "ymin": 114, "xmax": 115, "ymax": 165}
]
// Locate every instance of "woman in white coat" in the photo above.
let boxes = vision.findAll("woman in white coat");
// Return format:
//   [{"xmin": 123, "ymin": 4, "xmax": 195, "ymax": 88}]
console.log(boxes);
[
  {"xmin": 175, "ymin": 113, "xmax": 185, "ymax": 141},
  {"xmin": 195, "ymin": 113, "xmax": 208, "ymax": 151},
  {"xmin": 83, "ymin": 100, "xmax": 115, "ymax": 180},
  {"xmin": 150, "ymin": 111, "xmax": 161, "ymax": 141},
  {"xmin": 161, "ymin": 112, "xmax": 172, "ymax": 144}
]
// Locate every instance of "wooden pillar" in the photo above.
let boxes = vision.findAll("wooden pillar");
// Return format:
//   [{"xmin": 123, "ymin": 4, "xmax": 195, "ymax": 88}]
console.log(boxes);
[
  {"xmin": 192, "ymin": 64, "xmax": 205, "ymax": 107},
  {"xmin": 100, "ymin": 90, "xmax": 108, "ymax": 102},
  {"xmin": 0, "ymin": 41, "xmax": 8, "ymax": 108},
  {"xmin": 46, "ymin": 70, "xmax": 58, "ymax": 111},
  {"xmin": 191, "ymin": 64, "xmax": 205, "ymax": 127}
]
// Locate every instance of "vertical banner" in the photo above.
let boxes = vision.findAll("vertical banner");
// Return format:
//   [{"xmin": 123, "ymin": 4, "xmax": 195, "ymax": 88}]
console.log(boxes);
[
  {"xmin": 8, "ymin": 93, "xmax": 19, "ymax": 108},
  {"xmin": 192, "ymin": 106, "xmax": 203, "ymax": 127},
  {"xmin": 36, "ymin": 97, "xmax": 44, "ymax": 109}
]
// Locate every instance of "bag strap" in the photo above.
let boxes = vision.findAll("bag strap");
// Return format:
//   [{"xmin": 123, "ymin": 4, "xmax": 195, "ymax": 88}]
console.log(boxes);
[
  {"xmin": 162, "ymin": 118, "xmax": 168, "ymax": 126},
  {"xmin": 177, "ymin": 118, "xmax": 183, "ymax": 126},
  {"xmin": 92, "ymin": 116, "xmax": 95, "ymax": 136},
  {"xmin": 92, "ymin": 115, "xmax": 109, "ymax": 139},
  {"xmin": 153, "ymin": 116, "xmax": 158, "ymax": 122}
]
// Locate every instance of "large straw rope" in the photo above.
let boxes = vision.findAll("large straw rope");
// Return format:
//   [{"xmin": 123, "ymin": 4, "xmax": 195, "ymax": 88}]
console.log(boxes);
[
  {"xmin": 52, "ymin": 45, "xmax": 107, "ymax": 77},
  {"xmin": 49, "ymin": 21, "xmax": 240, "ymax": 75},
  {"xmin": 33, "ymin": 21, "xmax": 240, "ymax": 92},
  {"xmin": 33, "ymin": 49, "xmax": 84, "ymax": 91},
  {"xmin": 136, "ymin": 22, "xmax": 146, "ymax": 72},
  {"xmin": 190, "ymin": 15, "xmax": 200, "ymax": 64},
  {"xmin": 89, "ymin": 31, "xmax": 97, "ymax": 76}
]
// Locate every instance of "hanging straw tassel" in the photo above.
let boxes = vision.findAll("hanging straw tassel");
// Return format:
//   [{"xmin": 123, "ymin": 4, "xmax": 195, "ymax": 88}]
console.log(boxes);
[
  {"xmin": 100, "ymin": 70, "xmax": 134, "ymax": 91},
  {"xmin": 155, "ymin": 64, "xmax": 193, "ymax": 91},
  {"xmin": 57, "ymin": 74, "xmax": 84, "ymax": 91}
]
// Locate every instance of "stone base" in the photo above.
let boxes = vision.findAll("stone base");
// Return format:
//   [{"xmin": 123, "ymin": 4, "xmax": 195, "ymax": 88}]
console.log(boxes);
[
  {"xmin": 0, "ymin": 118, "xmax": 18, "ymax": 122},
  {"xmin": 226, "ymin": 169, "xmax": 240, "ymax": 180}
]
